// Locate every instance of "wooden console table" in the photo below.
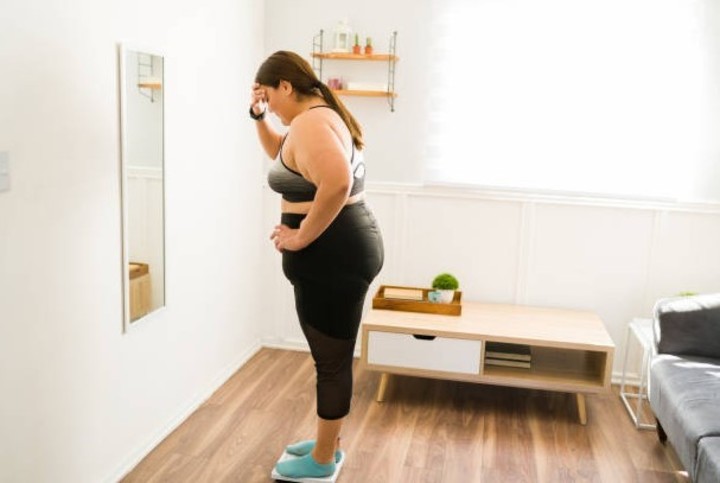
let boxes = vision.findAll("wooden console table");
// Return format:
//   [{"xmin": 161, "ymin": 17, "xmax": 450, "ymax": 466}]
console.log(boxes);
[{"xmin": 360, "ymin": 301, "xmax": 615, "ymax": 424}]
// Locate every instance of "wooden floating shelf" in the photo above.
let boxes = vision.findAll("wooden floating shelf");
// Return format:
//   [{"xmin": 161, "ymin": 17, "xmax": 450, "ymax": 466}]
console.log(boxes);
[
  {"xmin": 312, "ymin": 52, "xmax": 399, "ymax": 61},
  {"xmin": 332, "ymin": 89, "xmax": 398, "ymax": 98},
  {"xmin": 138, "ymin": 82, "xmax": 162, "ymax": 89}
]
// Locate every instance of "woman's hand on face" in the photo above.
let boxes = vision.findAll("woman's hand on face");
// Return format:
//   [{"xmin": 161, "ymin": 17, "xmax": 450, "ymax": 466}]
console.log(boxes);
[
  {"xmin": 251, "ymin": 83, "xmax": 267, "ymax": 116},
  {"xmin": 270, "ymin": 224, "xmax": 308, "ymax": 252}
]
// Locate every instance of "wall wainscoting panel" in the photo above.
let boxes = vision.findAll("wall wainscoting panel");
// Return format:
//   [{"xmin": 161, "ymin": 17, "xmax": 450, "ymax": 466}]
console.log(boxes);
[
  {"xmin": 261, "ymin": 183, "xmax": 720, "ymax": 376},
  {"xmin": 126, "ymin": 167, "xmax": 164, "ymax": 315}
]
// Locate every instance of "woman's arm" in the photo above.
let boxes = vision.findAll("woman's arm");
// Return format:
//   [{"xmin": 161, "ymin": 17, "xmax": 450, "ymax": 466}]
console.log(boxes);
[
  {"xmin": 254, "ymin": 117, "xmax": 283, "ymax": 159},
  {"xmin": 251, "ymin": 84, "xmax": 283, "ymax": 158},
  {"xmin": 279, "ymin": 115, "xmax": 352, "ymax": 250}
]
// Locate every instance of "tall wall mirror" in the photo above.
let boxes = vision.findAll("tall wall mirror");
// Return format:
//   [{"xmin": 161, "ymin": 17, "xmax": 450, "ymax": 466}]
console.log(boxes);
[{"xmin": 118, "ymin": 44, "xmax": 166, "ymax": 331}]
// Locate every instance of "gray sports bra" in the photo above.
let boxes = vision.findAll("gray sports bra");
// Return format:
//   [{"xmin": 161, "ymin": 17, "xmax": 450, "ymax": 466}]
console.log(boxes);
[{"xmin": 267, "ymin": 106, "xmax": 365, "ymax": 202}]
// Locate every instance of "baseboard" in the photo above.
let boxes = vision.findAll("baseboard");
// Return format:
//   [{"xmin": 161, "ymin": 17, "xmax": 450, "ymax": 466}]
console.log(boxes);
[
  {"xmin": 261, "ymin": 336, "xmax": 362, "ymax": 358},
  {"xmin": 261, "ymin": 336, "xmax": 311, "ymax": 352},
  {"xmin": 612, "ymin": 370, "xmax": 642, "ymax": 386},
  {"xmin": 104, "ymin": 340, "xmax": 262, "ymax": 483}
]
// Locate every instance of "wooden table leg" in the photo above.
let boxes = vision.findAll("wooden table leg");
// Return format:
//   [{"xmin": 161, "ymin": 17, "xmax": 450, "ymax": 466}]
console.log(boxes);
[
  {"xmin": 576, "ymin": 393, "xmax": 587, "ymax": 425},
  {"xmin": 376, "ymin": 373, "xmax": 390, "ymax": 403}
]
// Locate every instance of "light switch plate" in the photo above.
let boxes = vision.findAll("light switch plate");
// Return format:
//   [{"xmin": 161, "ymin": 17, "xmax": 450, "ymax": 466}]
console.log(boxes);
[{"xmin": 0, "ymin": 151, "xmax": 9, "ymax": 192}]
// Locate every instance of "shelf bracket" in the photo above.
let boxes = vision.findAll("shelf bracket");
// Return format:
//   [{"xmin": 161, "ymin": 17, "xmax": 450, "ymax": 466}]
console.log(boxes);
[
  {"xmin": 312, "ymin": 29, "xmax": 324, "ymax": 82},
  {"xmin": 137, "ymin": 53, "xmax": 158, "ymax": 103},
  {"xmin": 387, "ymin": 31, "xmax": 398, "ymax": 112}
]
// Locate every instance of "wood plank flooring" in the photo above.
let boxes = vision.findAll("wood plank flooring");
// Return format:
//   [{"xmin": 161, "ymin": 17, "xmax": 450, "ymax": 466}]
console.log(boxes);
[{"xmin": 122, "ymin": 348, "xmax": 687, "ymax": 483}]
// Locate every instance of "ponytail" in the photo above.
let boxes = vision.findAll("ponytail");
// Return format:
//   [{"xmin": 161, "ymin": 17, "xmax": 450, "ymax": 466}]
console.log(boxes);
[{"xmin": 315, "ymin": 82, "xmax": 364, "ymax": 150}]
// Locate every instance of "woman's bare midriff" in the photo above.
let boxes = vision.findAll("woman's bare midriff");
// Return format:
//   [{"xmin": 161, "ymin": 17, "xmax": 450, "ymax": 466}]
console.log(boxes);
[{"xmin": 281, "ymin": 192, "xmax": 365, "ymax": 215}]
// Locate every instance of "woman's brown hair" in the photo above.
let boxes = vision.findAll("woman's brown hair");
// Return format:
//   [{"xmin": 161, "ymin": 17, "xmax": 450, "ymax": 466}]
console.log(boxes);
[{"xmin": 255, "ymin": 51, "xmax": 364, "ymax": 150}]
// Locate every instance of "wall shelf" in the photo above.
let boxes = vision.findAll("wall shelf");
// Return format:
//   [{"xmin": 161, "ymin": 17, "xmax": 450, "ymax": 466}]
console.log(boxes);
[
  {"xmin": 137, "ymin": 81, "xmax": 162, "ymax": 90},
  {"xmin": 311, "ymin": 52, "xmax": 399, "ymax": 62},
  {"xmin": 332, "ymin": 89, "xmax": 398, "ymax": 98},
  {"xmin": 312, "ymin": 30, "xmax": 398, "ymax": 111}
]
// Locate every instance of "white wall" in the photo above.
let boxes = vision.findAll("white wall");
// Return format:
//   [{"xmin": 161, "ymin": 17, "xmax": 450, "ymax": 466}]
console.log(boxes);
[
  {"xmin": 262, "ymin": 0, "xmax": 720, "ymax": 377},
  {"xmin": 0, "ymin": 0, "xmax": 267, "ymax": 481}
]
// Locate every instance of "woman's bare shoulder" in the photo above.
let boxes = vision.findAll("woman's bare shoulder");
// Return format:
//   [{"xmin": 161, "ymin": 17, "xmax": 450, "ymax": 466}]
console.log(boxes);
[
  {"xmin": 292, "ymin": 105, "xmax": 336, "ymax": 126},
  {"xmin": 291, "ymin": 107, "xmax": 344, "ymax": 144}
]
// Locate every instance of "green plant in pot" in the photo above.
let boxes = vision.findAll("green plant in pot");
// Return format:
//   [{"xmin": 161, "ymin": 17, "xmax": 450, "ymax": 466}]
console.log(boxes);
[
  {"xmin": 431, "ymin": 273, "xmax": 459, "ymax": 303},
  {"xmin": 364, "ymin": 36, "xmax": 373, "ymax": 55}
]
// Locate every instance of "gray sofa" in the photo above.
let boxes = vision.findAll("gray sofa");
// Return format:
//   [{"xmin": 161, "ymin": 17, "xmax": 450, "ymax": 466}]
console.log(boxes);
[{"xmin": 649, "ymin": 293, "xmax": 720, "ymax": 483}]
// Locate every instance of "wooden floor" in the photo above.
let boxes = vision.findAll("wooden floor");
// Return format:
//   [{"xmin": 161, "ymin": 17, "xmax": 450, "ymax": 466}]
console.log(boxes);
[{"xmin": 123, "ymin": 348, "xmax": 687, "ymax": 483}]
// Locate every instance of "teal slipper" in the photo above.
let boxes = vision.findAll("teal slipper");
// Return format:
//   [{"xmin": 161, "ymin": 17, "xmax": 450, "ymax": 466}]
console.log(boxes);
[
  {"xmin": 285, "ymin": 439, "xmax": 315, "ymax": 456},
  {"xmin": 274, "ymin": 453, "xmax": 336, "ymax": 479},
  {"xmin": 286, "ymin": 440, "xmax": 341, "ymax": 463}
]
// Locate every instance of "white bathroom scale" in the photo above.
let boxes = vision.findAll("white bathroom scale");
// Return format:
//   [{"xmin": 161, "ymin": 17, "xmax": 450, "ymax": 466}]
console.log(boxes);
[{"xmin": 271, "ymin": 450, "xmax": 345, "ymax": 482}]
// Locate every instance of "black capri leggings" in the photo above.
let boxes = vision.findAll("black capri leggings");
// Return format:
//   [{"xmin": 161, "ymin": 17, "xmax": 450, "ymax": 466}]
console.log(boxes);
[{"xmin": 281, "ymin": 201, "xmax": 384, "ymax": 419}]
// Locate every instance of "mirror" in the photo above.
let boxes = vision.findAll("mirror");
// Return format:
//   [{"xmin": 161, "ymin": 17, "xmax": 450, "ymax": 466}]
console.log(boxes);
[{"xmin": 119, "ymin": 44, "xmax": 165, "ymax": 330}]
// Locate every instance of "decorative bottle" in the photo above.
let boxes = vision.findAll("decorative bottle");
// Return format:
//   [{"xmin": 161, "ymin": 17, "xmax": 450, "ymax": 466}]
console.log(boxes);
[{"xmin": 332, "ymin": 19, "xmax": 352, "ymax": 53}]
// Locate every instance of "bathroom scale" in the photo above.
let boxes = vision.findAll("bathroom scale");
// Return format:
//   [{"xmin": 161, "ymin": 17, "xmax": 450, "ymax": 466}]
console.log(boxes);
[{"xmin": 271, "ymin": 450, "xmax": 345, "ymax": 482}]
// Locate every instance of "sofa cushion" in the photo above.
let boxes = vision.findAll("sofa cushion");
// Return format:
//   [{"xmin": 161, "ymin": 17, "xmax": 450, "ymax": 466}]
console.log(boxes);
[
  {"xmin": 654, "ymin": 293, "xmax": 720, "ymax": 358},
  {"xmin": 649, "ymin": 354, "xmax": 720, "ymax": 480},
  {"xmin": 695, "ymin": 437, "xmax": 720, "ymax": 483}
]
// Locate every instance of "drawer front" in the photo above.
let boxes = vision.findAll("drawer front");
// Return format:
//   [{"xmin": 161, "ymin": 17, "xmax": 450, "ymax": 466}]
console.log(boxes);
[{"xmin": 367, "ymin": 331, "xmax": 481, "ymax": 375}]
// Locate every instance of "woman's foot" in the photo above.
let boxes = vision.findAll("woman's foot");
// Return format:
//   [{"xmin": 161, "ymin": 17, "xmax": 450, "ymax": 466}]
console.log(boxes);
[
  {"xmin": 285, "ymin": 439, "xmax": 315, "ymax": 456},
  {"xmin": 285, "ymin": 439, "xmax": 342, "ymax": 462},
  {"xmin": 275, "ymin": 453, "xmax": 336, "ymax": 479}
]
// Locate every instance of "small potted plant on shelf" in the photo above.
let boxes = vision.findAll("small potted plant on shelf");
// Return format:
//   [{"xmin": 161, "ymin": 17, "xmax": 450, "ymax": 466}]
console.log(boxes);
[
  {"xmin": 430, "ymin": 273, "xmax": 459, "ymax": 304},
  {"xmin": 352, "ymin": 34, "xmax": 362, "ymax": 55},
  {"xmin": 364, "ymin": 36, "xmax": 373, "ymax": 55}
]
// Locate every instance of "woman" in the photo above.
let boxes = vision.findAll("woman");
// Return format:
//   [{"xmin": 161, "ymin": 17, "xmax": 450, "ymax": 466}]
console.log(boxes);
[{"xmin": 250, "ymin": 51, "xmax": 384, "ymax": 479}]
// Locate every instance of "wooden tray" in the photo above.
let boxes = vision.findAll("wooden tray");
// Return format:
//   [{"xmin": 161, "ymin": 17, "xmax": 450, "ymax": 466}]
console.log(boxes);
[{"xmin": 372, "ymin": 285, "xmax": 462, "ymax": 316}]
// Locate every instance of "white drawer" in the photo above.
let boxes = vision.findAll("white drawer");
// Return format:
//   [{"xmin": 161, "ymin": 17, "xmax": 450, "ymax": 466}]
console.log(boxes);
[{"xmin": 367, "ymin": 331, "xmax": 481, "ymax": 375}]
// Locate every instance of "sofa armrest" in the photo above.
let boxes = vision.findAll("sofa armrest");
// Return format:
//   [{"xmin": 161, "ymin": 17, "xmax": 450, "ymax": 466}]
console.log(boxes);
[{"xmin": 653, "ymin": 293, "xmax": 720, "ymax": 358}]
